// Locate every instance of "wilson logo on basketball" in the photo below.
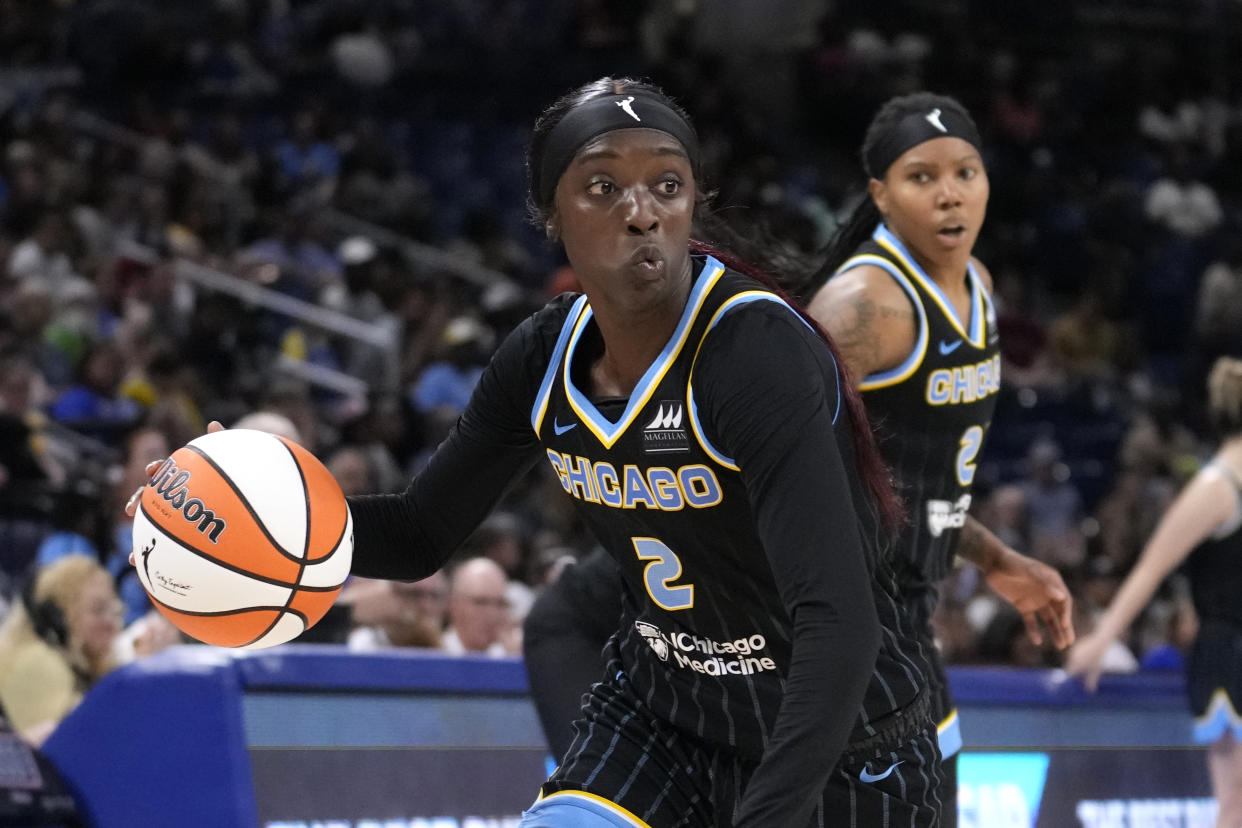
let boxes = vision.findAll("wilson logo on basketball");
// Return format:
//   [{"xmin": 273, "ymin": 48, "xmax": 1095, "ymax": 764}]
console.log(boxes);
[{"xmin": 147, "ymin": 458, "xmax": 227, "ymax": 543}]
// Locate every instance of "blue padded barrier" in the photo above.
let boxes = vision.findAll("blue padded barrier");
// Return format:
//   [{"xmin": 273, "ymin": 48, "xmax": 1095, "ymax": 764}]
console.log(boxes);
[{"xmin": 40, "ymin": 649, "xmax": 1210, "ymax": 828}]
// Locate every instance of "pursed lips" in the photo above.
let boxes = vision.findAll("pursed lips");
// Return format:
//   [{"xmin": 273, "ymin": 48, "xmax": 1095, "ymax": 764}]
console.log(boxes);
[{"xmin": 629, "ymin": 245, "xmax": 666, "ymax": 271}]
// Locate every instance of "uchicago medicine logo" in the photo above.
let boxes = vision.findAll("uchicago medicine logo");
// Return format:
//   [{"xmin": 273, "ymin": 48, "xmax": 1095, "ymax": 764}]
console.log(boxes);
[{"xmin": 634, "ymin": 620, "xmax": 778, "ymax": 677}]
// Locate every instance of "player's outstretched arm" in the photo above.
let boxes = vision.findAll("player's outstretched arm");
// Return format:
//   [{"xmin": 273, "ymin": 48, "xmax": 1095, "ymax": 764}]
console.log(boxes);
[{"xmin": 1066, "ymin": 469, "xmax": 1230, "ymax": 690}]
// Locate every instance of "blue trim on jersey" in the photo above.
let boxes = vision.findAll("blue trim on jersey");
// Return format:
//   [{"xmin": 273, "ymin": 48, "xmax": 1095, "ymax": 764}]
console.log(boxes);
[
  {"xmin": 938, "ymin": 708, "xmax": 962, "ymax": 759},
  {"xmin": 835, "ymin": 253, "xmax": 930, "ymax": 390},
  {"xmin": 523, "ymin": 791, "xmax": 652, "ymax": 827},
  {"xmin": 532, "ymin": 295, "xmax": 591, "ymax": 437},
  {"xmin": 564, "ymin": 258, "xmax": 726, "ymax": 449},
  {"xmin": 873, "ymin": 223, "xmax": 987, "ymax": 348},
  {"xmin": 1192, "ymin": 688, "xmax": 1242, "ymax": 744},
  {"xmin": 685, "ymin": 290, "xmax": 842, "ymax": 471},
  {"xmin": 686, "ymin": 384, "xmax": 732, "ymax": 469}
]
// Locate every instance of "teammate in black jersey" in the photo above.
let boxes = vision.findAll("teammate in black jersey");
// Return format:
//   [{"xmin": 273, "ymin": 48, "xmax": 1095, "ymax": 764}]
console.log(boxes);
[
  {"xmin": 797, "ymin": 92, "xmax": 1076, "ymax": 824},
  {"xmin": 1067, "ymin": 356, "xmax": 1242, "ymax": 828}
]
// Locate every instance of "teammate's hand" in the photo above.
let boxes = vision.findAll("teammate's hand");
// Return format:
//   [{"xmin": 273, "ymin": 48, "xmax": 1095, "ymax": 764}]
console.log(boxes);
[
  {"xmin": 125, "ymin": 421, "xmax": 227, "ymax": 562},
  {"xmin": 1063, "ymin": 632, "xmax": 1111, "ymax": 692},
  {"xmin": 984, "ymin": 548, "xmax": 1075, "ymax": 650}
]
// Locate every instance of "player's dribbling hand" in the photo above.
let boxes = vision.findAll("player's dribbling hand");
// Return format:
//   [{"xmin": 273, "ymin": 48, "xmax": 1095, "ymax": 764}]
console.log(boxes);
[{"xmin": 125, "ymin": 421, "xmax": 227, "ymax": 563}]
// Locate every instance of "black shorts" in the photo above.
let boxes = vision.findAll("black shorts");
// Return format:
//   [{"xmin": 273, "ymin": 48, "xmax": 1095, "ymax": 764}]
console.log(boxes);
[
  {"xmin": 1187, "ymin": 619, "xmax": 1242, "ymax": 744},
  {"xmin": 541, "ymin": 669, "xmax": 945, "ymax": 827}
]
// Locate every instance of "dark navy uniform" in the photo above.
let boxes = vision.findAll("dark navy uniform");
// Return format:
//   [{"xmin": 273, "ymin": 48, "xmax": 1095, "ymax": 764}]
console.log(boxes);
[
  {"xmin": 349, "ymin": 255, "xmax": 942, "ymax": 827},
  {"xmin": 831, "ymin": 223, "xmax": 1001, "ymax": 816},
  {"xmin": 1182, "ymin": 462, "xmax": 1242, "ymax": 744}
]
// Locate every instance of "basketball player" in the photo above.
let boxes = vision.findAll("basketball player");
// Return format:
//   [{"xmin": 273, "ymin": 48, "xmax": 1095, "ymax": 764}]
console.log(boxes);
[
  {"xmin": 343, "ymin": 78, "xmax": 946, "ymax": 826},
  {"xmin": 1067, "ymin": 357, "xmax": 1242, "ymax": 828},
  {"xmin": 124, "ymin": 78, "xmax": 944, "ymax": 825},
  {"xmin": 799, "ymin": 92, "xmax": 1076, "ymax": 823}
]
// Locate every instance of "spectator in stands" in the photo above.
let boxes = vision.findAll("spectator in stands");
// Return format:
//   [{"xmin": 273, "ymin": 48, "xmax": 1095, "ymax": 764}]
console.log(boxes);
[
  {"xmin": 271, "ymin": 109, "xmax": 339, "ymax": 202},
  {"xmin": 47, "ymin": 341, "xmax": 143, "ymax": 446},
  {"xmin": 248, "ymin": 384, "xmax": 319, "ymax": 453},
  {"xmin": 4, "ymin": 279, "xmax": 73, "ymax": 388},
  {"xmin": 325, "ymin": 445, "xmax": 377, "ymax": 498},
  {"xmin": 41, "ymin": 275, "xmax": 105, "ymax": 378},
  {"xmin": 180, "ymin": 109, "xmax": 259, "ymax": 251},
  {"xmin": 1093, "ymin": 414, "xmax": 1183, "ymax": 575},
  {"xmin": 408, "ymin": 315, "xmax": 492, "ymax": 420},
  {"xmin": 1143, "ymin": 143, "xmax": 1222, "ymax": 240},
  {"xmin": 1134, "ymin": 578, "xmax": 1197, "ymax": 674},
  {"xmin": 344, "ymin": 571, "xmax": 447, "ymax": 651},
  {"xmin": 1046, "ymin": 284, "xmax": 1127, "ymax": 390},
  {"xmin": 118, "ymin": 345, "xmax": 206, "ymax": 445},
  {"xmin": 234, "ymin": 203, "xmax": 341, "ymax": 305},
  {"xmin": 1191, "ymin": 229, "xmax": 1242, "ymax": 368},
  {"xmin": 337, "ymin": 394, "xmax": 413, "ymax": 493},
  {"xmin": 0, "ymin": 353, "xmax": 60, "ymax": 487},
  {"xmin": 442, "ymin": 556, "xmax": 515, "ymax": 657},
  {"xmin": 231, "ymin": 409, "xmax": 302, "ymax": 443},
  {"xmin": 459, "ymin": 511, "xmax": 535, "ymax": 623},
  {"xmin": 978, "ymin": 607, "xmax": 1057, "ymax": 669},
  {"xmin": 976, "ymin": 483, "xmax": 1031, "ymax": 555},
  {"xmin": 7, "ymin": 209, "xmax": 78, "ymax": 299},
  {"xmin": 1016, "ymin": 437, "xmax": 1086, "ymax": 570},
  {"xmin": 0, "ymin": 555, "xmax": 123, "ymax": 745},
  {"xmin": 32, "ymin": 481, "xmax": 108, "ymax": 573}
]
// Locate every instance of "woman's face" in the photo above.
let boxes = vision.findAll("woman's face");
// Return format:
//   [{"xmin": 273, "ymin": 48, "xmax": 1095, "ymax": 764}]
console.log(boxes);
[
  {"xmin": 871, "ymin": 135, "xmax": 989, "ymax": 267},
  {"xmin": 549, "ymin": 127, "xmax": 695, "ymax": 316},
  {"xmin": 68, "ymin": 571, "xmax": 123, "ymax": 660}
]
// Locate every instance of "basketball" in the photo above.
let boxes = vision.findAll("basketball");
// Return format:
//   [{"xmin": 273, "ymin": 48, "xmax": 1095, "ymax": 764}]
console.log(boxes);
[{"xmin": 131, "ymin": 429, "xmax": 354, "ymax": 649}]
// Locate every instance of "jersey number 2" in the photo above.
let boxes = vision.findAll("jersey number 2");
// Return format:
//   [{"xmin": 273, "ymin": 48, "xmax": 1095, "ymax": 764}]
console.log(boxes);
[
  {"xmin": 632, "ymin": 538, "xmax": 695, "ymax": 611},
  {"xmin": 956, "ymin": 426, "xmax": 984, "ymax": 486}
]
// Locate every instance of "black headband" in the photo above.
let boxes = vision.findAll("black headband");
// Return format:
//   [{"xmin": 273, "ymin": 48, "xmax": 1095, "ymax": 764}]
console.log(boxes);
[
  {"xmin": 535, "ymin": 93, "xmax": 700, "ymax": 210},
  {"xmin": 864, "ymin": 105, "xmax": 982, "ymax": 179}
]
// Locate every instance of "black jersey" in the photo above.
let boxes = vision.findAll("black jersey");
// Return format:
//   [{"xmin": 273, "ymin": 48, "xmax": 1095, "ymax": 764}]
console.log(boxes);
[
  {"xmin": 532, "ymin": 258, "xmax": 926, "ymax": 759},
  {"xmin": 1184, "ymin": 462, "xmax": 1242, "ymax": 627},
  {"xmin": 837, "ymin": 223, "xmax": 1002, "ymax": 595},
  {"xmin": 347, "ymin": 255, "xmax": 933, "ymax": 823}
]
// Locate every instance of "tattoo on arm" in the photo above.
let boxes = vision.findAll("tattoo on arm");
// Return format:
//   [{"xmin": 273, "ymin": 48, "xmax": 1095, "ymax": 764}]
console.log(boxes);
[
  {"xmin": 834, "ymin": 294, "xmax": 911, "ymax": 378},
  {"xmin": 834, "ymin": 296, "xmax": 882, "ymax": 377}
]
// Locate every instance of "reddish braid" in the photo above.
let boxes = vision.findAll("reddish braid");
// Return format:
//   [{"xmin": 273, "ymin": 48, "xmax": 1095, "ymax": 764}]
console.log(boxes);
[{"xmin": 689, "ymin": 240, "xmax": 906, "ymax": 535}]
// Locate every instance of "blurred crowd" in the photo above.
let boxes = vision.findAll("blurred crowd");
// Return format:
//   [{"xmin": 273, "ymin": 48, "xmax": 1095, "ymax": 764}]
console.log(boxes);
[{"xmin": 1, "ymin": 0, "xmax": 1242, "ymax": 740}]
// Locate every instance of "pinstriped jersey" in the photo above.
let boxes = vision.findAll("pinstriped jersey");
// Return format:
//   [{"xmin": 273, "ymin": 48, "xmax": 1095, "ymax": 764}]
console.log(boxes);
[
  {"xmin": 531, "ymin": 255, "xmax": 928, "ymax": 759},
  {"xmin": 838, "ymin": 224, "xmax": 1001, "ymax": 595}
]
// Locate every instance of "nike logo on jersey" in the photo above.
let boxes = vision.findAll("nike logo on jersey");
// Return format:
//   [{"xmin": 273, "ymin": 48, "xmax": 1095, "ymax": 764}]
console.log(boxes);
[
  {"xmin": 939, "ymin": 339, "xmax": 963, "ymax": 355},
  {"xmin": 859, "ymin": 760, "xmax": 904, "ymax": 784},
  {"xmin": 553, "ymin": 418, "xmax": 577, "ymax": 435}
]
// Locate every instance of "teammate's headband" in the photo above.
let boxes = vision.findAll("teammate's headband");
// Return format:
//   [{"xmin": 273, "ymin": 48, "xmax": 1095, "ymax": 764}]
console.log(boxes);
[
  {"xmin": 864, "ymin": 106, "xmax": 982, "ymax": 179},
  {"xmin": 536, "ymin": 93, "xmax": 700, "ymax": 209}
]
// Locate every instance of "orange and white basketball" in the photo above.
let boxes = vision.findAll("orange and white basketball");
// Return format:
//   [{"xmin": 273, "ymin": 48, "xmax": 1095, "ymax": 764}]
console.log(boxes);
[{"xmin": 131, "ymin": 429, "xmax": 353, "ymax": 649}]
